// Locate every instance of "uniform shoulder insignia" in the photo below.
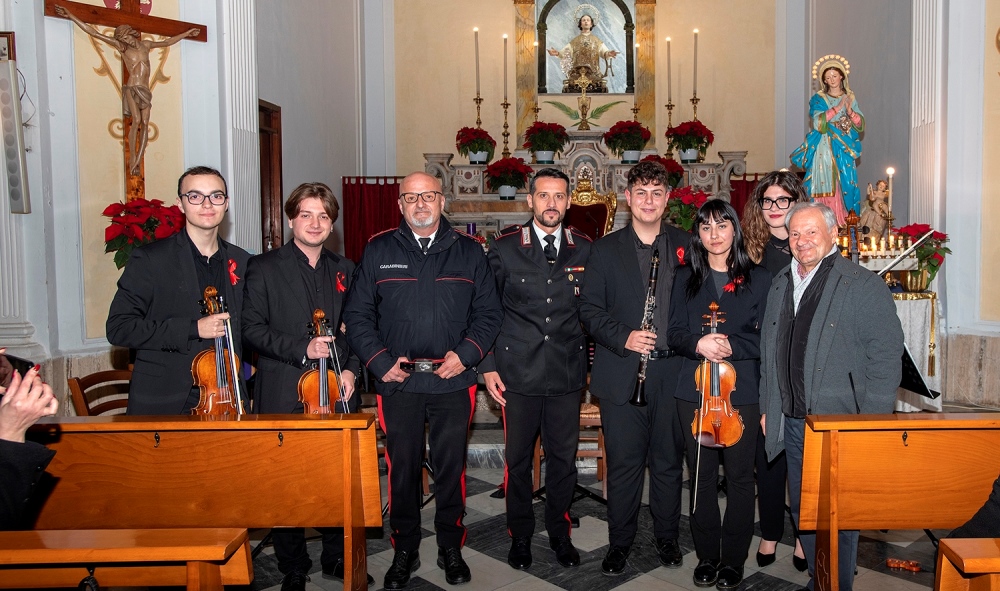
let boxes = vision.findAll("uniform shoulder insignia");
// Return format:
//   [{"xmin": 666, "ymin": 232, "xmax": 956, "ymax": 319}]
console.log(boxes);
[
  {"xmin": 495, "ymin": 224, "xmax": 521, "ymax": 239},
  {"xmin": 368, "ymin": 228, "xmax": 395, "ymax": 242},
  {"xmin": 567, "ymin": 226, "xmax": 594, "ymax": 242}
]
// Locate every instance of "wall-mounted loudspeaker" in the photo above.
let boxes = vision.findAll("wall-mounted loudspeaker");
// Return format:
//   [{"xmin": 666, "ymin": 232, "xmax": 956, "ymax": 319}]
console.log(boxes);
[{"xmin": 0, "ymin": 60, "xmax": 29, "ymax": 214}]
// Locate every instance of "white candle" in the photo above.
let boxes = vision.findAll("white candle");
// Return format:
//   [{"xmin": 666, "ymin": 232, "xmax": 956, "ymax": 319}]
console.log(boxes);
[
  {"xmin": 503, "ymin": 34, "xmax": 508, "ymax": 102},
  {"xmin": 666, "ymin": 37, "xmax": 672, "ymax": 102},
  {"xmin": 474, "ymin": 28, "xmax": 480, "ymax": 96},
  {"xmin": 693, "ymin": 29, "xmax": 699, "ymax": 95},
  {"xmin": 886, "ymin": 167, "xmax": 895, "ymax": 214}
]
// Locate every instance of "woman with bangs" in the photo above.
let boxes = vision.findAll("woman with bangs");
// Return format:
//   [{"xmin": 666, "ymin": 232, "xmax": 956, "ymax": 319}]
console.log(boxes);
[{"xmin": 668, "ymin": 199, "xmax": 771, "ymax": 590}]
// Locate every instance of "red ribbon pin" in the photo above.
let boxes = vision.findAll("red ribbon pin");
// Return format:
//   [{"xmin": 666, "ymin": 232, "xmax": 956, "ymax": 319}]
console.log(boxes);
[
  {"xmin": 228, "ymin": 259, "xmax": 239, "ymax": 286},
  {"xmin": 336, "ymin": 271, "xmax": 347, "ymax": 293}
]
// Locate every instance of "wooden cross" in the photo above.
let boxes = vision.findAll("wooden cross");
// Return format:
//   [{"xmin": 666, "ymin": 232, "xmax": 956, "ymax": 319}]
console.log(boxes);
[{"xmin": 45, "ymin": 0, "xmax": 207, "ymax": 201}]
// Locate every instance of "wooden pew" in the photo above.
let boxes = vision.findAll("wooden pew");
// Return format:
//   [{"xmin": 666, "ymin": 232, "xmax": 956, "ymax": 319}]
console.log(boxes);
[
  {"xmin": 800, "ymin": 413, "xmax": 1000, "ymax": 591},
  {"xmin": 24, "ymin": 414, "xmax": 381, "ymax": 591},
  {"xmin": 937, "ymin": 538, "xmax": 1000, "ymax": 591},
  {"xmin": 0, "ymin": 527, "xmax": 249, "ymax": 589}
]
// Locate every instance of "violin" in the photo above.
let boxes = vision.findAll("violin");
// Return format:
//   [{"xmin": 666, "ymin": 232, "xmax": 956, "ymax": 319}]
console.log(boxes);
[
  {"xmin": 297, "ymin": 309, "xmax": 348, "ymax": 414},
  {"xmin": 191, "ymin": 286, "xmax": 245, "ymax": 416},
  {"xmin": 691, "ymin": 301, "xmax": 744, "ymax": 449}
]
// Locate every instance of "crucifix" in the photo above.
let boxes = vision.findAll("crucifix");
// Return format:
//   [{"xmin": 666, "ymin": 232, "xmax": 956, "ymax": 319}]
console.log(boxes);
[{"xmin": 45, "ymin": 0, "xmax": 207, "ymax": 201}]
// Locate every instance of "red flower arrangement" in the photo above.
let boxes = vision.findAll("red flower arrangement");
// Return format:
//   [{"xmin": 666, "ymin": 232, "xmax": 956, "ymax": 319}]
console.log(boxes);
[
  {"xmin": 522, "ymin": 121, "xmax": 569, "ymax": 154},
  {"xmin": 666, "ymin": 120, "xmax": 715, "ymax": 152},
  {"xmin": 894, "ymin": 223, "xmax": 951, "ymax": 282},
  {"xmin": 602, "ymin": 120, "xmax": 652, "ymax": 157},
  {"xmin": 641, "ymin": 154, "xmax": 685, "ymax": 187},
  {"xmin": 665, "ymin": 185, "xmax": 709, "ymax": 232},
  {"xmin": 456, "ymin": 126, "xmax": 497, "ymax": 162},
  {"xmin": 484, "ymin": 157, "xmax": 534, "ymax": 192},
  {"xmin": 103, "ymin": 198, "xmax": 185, "ymax": 269}
]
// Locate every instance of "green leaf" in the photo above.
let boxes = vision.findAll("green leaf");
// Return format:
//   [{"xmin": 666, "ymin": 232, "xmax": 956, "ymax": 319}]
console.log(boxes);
[
  {"xmin": 589, "ymin": 100, "xmax": 626, "ymax": 120},
  {"xmin": 544, "ymin": 101, "xmax": 580, "ymax": 120},
  {"xmin": 113, "ymin": 248, "xmax": 130, "ymax": 270}
]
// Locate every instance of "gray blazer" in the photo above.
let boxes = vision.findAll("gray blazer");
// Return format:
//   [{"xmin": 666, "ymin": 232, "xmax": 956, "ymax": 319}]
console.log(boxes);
[{"xmin": 759, "ymin": 254, "xmax": 904, "ymax": 461}]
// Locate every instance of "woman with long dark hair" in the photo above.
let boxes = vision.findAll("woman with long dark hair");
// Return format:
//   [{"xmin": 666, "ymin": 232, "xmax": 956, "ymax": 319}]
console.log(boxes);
[
  {"xmin": 668, "ymin": 199, "xmax": 770, "ymax": 589},
  {"xmin": 741, "ymin": 171, "xmax": 808, "ymax": 572}
]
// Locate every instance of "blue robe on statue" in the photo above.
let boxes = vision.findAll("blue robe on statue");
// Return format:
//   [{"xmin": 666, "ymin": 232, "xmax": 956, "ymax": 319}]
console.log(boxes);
[{"xmin": 790, "ymin": 92, "xmax": 865, "ymax": 222}]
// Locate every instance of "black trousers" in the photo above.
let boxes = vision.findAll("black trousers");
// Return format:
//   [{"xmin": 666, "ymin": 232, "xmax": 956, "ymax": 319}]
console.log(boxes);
[
  {"xmin": 271, "ymin": 397, "xmax": 358, "ymax": 575},
  {"xmin": 379, "ymin": 388, "xmax": 474, "ymax": 551},
  {"xmin": 503, "ymin": 390, "xmax": 580, "ymax": 538},
  {"xmin": 755, "ymin": 429, "xmax": 790, "ymax": 542},
  {"xmin": 600, "ymin": 359, "xmax": 684, "ymax": 547},
  {"xmin": 678, "ymin": 399, "xmax": 760, "ymax": 567}
]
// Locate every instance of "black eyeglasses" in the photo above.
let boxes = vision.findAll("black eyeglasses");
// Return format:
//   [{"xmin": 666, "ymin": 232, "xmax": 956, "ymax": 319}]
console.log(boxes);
[
  {"xmin": 181, "ymin": 191, "xmax": 228, "ymax": 206},
  {"xmin": 400, "ymin": 191, "xmax": 443, "ymax": 204},
  {"xmin": 758, "ymin": 196, "xmax": 796, "ymax": 210}
]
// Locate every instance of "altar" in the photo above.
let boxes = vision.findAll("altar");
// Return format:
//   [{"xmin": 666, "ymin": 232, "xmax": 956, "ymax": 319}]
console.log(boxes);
[{"xmin": 425, "ymin": 131, "xmax": 747, "ymax": 237}]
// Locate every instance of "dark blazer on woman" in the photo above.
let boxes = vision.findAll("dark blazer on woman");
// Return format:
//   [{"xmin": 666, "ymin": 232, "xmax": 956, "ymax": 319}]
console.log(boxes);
[
  {"xmin": 241, "ymin": 241, "xmax": 360, "ymax": 414},
  {"xmin": 667, "ymin": 265, "xmax": 771, "ymax": 406},
  {"xmin": 106, "ymin": 229, "xmax": 251, "ymax": 415}
]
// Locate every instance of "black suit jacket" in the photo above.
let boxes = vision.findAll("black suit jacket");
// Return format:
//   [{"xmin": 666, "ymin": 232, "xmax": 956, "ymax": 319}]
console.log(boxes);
[
  {"xmin": 479, "ymin": 223, "xmax": 592, "ymax": 396},
  {"xmin": 667, "ymin": 265, "xmax": 771, "ymax": 405},
  {"xmin": 241, "ymin": 242, "xmax": 360, "ymax": 414},
  {"xmin": 578, "ymin": 223, "xmax": 690, "ymax": 405},
  {"xmin": 0, "ymin": 440, "xmax": 54, "ymax": 530},
  {"xmin": 106, "ymin": 229, "xmax": 251, "ymax": 415}
]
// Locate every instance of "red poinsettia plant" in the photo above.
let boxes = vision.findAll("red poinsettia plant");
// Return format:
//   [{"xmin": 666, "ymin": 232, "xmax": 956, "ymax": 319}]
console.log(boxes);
[
  {"xmin": 455, "ymin": 126, "xmax": 496, "ymax": 162},
  {"xmin": 641, "ymin": 154, "xmax": 685, "ymax": 187},
  {"xmin": 666, "ymin": 120, "xmax": 715, "ymax": 152},
  {"xmin": 522, "ymin": 121, "xmax": 569, "ymax": 154},
  {"xmin": 894, "ymin": 223, "xmax": 951, "ymax": 282},
  {"xmin": 665, "ymin": 185, "xmax": 709, "ymax": 232},
  {"xmin": 103, "ymin": 198, "xmax": 185, "ymax": 269},
  {"xmin": 602, "ymin": 120, "xmax": 652, "ymax": 157},
  {"xmin": 484, "ymin": 157, "xmax": 534, "ymax": 192}
]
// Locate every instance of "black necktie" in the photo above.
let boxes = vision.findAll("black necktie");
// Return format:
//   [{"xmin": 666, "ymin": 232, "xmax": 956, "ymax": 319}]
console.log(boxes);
[
  {"xmin": 419, "ymin": 237, "xmax": 430, "ymax": 255},
  {"xmin": 543, "ymin": 234, "xmax": 557, "ymax": 264}
]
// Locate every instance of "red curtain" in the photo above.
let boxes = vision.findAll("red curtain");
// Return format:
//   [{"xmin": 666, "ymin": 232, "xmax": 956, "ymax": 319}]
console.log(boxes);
[
  {"xmin": 729, "ymin": 173, "xmax": 761, "ymax": 215},
  {"xmin": 342, "ymin": 177, "xmax": 403, "ymax": 262}
]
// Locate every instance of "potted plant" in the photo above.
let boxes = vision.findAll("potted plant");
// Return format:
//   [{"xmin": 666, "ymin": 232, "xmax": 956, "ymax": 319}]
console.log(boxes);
[
  {"xmin": 484, "ymin": 157, "xmax": 533, "ymax": 200},
  {"xmin": 665, "ymin": 185, "xmax": 709, "ymax": 232},
  {"xmin": 103, "ymin": 198, "xmax": 185, "ymax": 269},
  {"xmin": 602, "ymin": 120, "xmax": 652, "ymax": 163},
  {"xmin": 522, "ymin": 121, "xmax": 569, "ymax": 164},
  {"xmin": 666, "ymin": 120, "xmax": 715, "ymax": 163},
  {"xmin": 456, "ymin": 126, "xmax": 496, "ymax": 164},
  {"xmin": 640, "ymin": 154, "xmax": 685, "ymax": 188},
  {"xmin": 894, "ymin": 223, "xmax": 951, "ymax": 290}
]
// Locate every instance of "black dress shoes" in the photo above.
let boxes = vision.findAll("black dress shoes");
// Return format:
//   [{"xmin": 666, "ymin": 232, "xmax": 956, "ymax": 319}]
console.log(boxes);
[
  {"xmin": 508, "ymin": 536, "xmax": 532, "ymax": 570},
  {"xmin": 716, "ymin": 565, "xmax": 744, "ymax": 589},
  {"xmin": 693, "ymin": 558, "xmax": 721, "ymax": 587},
  {"xmin": 322, "ymin": 559, "xmax": 375, "ymax": 586},
  {"xmin": 601, "ymin": 545, "xmax": 630, "ymax": 576},
  {"xmin": 656, "ymin": 538, "xmax": 683, "ymax": 568},
  {"xmin": 549, "ymin": 536, "xmax": 580, "ymax": 567},
  {"xmin": 756, "ymin": 550, "xmax": 776, "ymax": 567},
  {"xmin": 437, "ymin": 546, "xmax": 472, "ymax": 585},
  {"xmin": 384, "ymin": 549, "xmax": 420, "ymax": 590},
  {"xmin": 280, "ymin": 571, "xmax": 309, "ymax": 591},
  {"xmin": 793, "ymin": 553, "xmax": 809, "ymax": 571}
]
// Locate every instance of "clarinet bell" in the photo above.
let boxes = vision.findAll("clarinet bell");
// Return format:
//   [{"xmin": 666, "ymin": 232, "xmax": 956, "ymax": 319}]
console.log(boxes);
[{"xmin": 629, "ymin": 378, "xmax": 648, "ymax": 407}]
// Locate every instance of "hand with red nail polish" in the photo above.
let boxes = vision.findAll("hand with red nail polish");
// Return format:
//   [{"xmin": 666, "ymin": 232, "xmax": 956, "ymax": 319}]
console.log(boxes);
[{"xmin": 0, "ymin": 366, "xmax": 58, "ymax": 443}]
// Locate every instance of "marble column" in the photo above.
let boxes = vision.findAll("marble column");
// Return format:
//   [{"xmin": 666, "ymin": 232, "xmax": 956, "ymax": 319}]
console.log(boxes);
[
  {"xmin": 633, "ymin": 0, "xmax": 656, "ymax": 133},
  {"xmin": 514, "ymin": 0, "xmax": 535, "ymax": 148}
]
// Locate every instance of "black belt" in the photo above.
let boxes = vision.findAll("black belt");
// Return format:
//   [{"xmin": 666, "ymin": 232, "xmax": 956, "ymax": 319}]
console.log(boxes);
[{"xmin": 648, "ymin": 348, "xmax": 674, "ymax": 360}]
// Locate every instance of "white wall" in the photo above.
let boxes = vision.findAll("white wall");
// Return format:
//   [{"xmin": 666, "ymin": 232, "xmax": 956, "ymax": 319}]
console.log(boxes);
[{"xmin": 256, "ymin": 0, "xmax": 363, "ymax": 254}]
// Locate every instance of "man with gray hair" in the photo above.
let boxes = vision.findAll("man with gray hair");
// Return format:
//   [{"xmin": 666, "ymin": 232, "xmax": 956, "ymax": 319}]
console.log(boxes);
[{"xmin": 759, "ymin": 201, "xmax": 903, "ymax": 591}]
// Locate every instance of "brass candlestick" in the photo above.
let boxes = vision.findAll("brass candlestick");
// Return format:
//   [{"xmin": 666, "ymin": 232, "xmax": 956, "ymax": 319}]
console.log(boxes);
[
  {"xmin": 533, "ymin": 102, "xmax": 541, "ymax": 122},
  {"xmin": 631, "ymin": 103, "xmax": 640, "ymax": 122},
  {"xmin": 474, "ymin": 94, "xmax": 483, "ymax": 128},
  {"xmin": 576, "ymin": 71, "xmax": 593, "ymax": 131},
  {"xmin": 691, "ymin": 93, "xmax": 700, "ymax": 121},
  {"xmin": 665, "ymin": 100, "xmax": 675, "ymax": 158},
  {"xmin": 501, "ymin": 99, "xmax": 511, "ymax": 158}
]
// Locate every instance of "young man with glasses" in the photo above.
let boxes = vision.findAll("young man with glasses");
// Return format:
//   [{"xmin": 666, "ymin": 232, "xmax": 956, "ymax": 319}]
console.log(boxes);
[
  {"xmin": 345, "ymin": 171, "xmax": 503, "ymax": 590},
  {"xmin": 107, "ymin": 166, "xmax": 251, "ymax": 415}
]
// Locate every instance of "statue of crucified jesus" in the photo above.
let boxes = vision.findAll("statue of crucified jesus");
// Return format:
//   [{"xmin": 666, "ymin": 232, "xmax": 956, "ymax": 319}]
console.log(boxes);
[{"xmin": 56, "ymin": 5, "xmax": 199, "ymax": 175}]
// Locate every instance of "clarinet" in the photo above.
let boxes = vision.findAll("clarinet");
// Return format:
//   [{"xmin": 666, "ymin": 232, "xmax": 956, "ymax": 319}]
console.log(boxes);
[{"xmin": 629, "ymin": 248, "xmax": 660, "ymax": 407}]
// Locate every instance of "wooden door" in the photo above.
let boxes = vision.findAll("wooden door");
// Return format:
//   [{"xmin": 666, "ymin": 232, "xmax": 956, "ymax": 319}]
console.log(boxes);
[{"xmin": 259, "ymin": 100, "xmax": 283, "ymax": 252}]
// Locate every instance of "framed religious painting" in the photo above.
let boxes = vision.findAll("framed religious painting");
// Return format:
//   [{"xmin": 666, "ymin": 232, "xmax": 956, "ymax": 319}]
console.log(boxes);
[{"xmin": 0, "ymin": 32, "xmax": 14, "ymax": 61}]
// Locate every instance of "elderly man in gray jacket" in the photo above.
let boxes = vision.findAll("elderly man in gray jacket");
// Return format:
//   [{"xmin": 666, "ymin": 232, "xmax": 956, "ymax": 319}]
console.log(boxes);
[{"xmin": 759, "ymin": 202, "xmax": 903, "ymax": 591}]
